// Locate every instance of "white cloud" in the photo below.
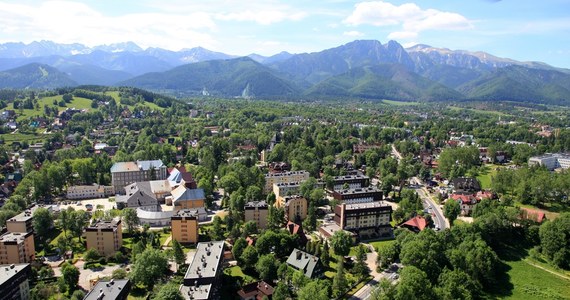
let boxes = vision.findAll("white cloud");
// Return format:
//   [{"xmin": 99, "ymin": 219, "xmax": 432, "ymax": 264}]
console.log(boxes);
[
  {"xmin": 215, "ymin": 10, "xmax": 307, "ymax": 25},
  {"xmin": 343, "ymin": 31, "xmax": 365, "ymax": 37},
  {"xmin": 344, "ymin": 1, "xmax": 472, "ymax": 40}
]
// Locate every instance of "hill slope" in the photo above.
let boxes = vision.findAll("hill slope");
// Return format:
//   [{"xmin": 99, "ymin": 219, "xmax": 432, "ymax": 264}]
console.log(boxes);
[
  {"xmin": 304, "ymin": 64, "xmax": 462, "ymax": 101},
  {"xmin": 0, "ymin": 63, "xmax": 77, "ymax": 89},
  {"xmin": 120, "ymin": 57, "xmax": 301, "ymax": 98}
]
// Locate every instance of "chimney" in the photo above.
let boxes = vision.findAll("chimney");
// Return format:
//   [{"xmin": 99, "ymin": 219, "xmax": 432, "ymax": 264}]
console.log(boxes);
[{"xmin": 296, "ymin": 250, "xmax": 302, "ymax": 260}]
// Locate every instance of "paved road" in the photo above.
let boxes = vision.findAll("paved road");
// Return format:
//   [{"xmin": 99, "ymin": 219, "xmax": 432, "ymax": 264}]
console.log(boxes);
[
  {"xmin": 349, "ymin": 245, "xmax": 383, "ymax": 300},
  {"xmin": 411, "ymin": 177, "xmax": 449, "ymax": 230}
]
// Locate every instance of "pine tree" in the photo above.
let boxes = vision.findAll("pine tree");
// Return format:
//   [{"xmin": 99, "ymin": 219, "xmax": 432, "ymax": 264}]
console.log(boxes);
[{"xmin": 332, "ymin": 260, "xmax": 348, "ymax": 298}]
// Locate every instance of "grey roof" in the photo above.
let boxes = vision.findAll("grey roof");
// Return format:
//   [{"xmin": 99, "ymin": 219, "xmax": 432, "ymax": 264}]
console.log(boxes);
[
  {"xmin": 0, "ymin": 232, "xmax": 29, "ymax": 244},
  {"xmin": 180, "ymin": 284, "xmax": 212, "ymax": 300},
  {"xmin": 336, "ymin": 186, "xmax": 381, "ymax": 195},
  {"xmin": 116, "ymin": 184, "xmax": 159, "ymax": 208},
  {"xmin": 286, "ymin": 248, "xmax": 321, "ymax": 278},
  {"xmin": 172, "ymin": 187, "xmax": 205, "ymax": 204},
  {"xmin": 185, "ymin": 241, "xmax": 224, "ymax": 281},
  {"xmin": 110, "ymin": 162, "xmax": 139, "ymax": 173},
  {"xmin": 84, "ymin": 279, "xmax": 130, "ymax": 300},
  {"xmin": 244, "ymin": 201, "xmax": 268, "ymax": 209},
  {"xmin": 168, "ymin": 168, "xmax": 183, "ymax": 182},
  {"xmin": 136, "ymin": 160, "xmax": 164, "ymax": 171},
  {"xmin": 0, "ymin": 263, "xmax": 29, "ymax": 287},
  {"xmin": 344, "ymin": 201, "xmax": 391, "ymax": 210}
]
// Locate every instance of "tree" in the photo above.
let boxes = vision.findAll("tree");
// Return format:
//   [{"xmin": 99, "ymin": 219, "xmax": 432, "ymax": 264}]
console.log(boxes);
[
  {"xmin": 83, "ymin": 248, "xmax": 100, "ymax": 262},
  {"xmin": 122, "ymin": 208, "xmax": 140, "ymax": 234},
  {"xmin": 130, "ymin": 247, "xmax": 169, "ymax": 289},
  {"xmin": 241, "ymin": 245, "xmax": 259, "ymax": 271},
  {"xmin": 232, "ymin": 237, "xmax": 247, "ymax": 264},
  {"xmin": 242, "ymin": 220, "xmax": 258, "ymax": 237},
  {"xmin": 61, "ymin": 261, "xmax": 80, "ymax": 292},
  {"xmin": 70, "ymin": 290, "xmax": 85, "ymax": 300},
  {"xmin": 303, "ymin": 200, "xmax": 317, "ymax": 231},
  {"xmin": 112, "ymin": 268, "xmax": 128, "ymax": 279},
  {"xmin": 539, "ymin": 213, "xmax": 570, "ymax": 268},
  {"xmin": 70, "ymin": 210, "xmax": 89, "ymax": 242},
  {"xmin": 267, "ymin": 205, "xmax": 285, "ymax": 230},
  {"xmin": 255, "ymin": 254, "xmax": 280, "ymax": 282},
  {"xmin": 321, "ymin": 241, "xmax": 330, "ymax": 266},
  {"xmin": 273, "ymin": 282, "xmax": 291, "ymax": 300},
  {"xmin": 155, "ymin": 283, "xmax": 184, "ymax": 300},
  {"xmin": 444, "ymin": 199, "xmax": 461, "ymax": 225},
  {"xmin": 32, "ymin": 207, "xmax": 53, "ymax": 243},
  {"xmin": 353, "ymin": 244, "xmax": 370, "ymax": 280},
  {"xmin": 330, "ymin": 230, "xmax": 352, "ymax": 257},
  {"xmin": 395, "ymin": 266, "xmax": 434, "ymax": 300},
  {"xmin": 210, "ymin": 216, "xmax": 225, "ymax": 240},
  {"xmin": 298, "ymin": 280, "xmax": 331, "ymax": 300},
  {"xmin": 332, "ymin": 260, "xmax": 349, "ymax": 297},
  {"xmin": 172, "ymin": 239, "xmax": 185, "ymax": 266},
  {"xmin": 371, "ymin": 278, "xmax": 396, "ymax": 300},
  {"xmin": 436, "ymin": 268, "xmax": 478, "ymax": 300}
]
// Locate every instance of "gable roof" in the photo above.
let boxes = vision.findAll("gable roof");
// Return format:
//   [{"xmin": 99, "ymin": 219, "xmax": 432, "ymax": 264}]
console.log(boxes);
[
  {"xmin": 237, "ymin": 281, "xmax": 274, "ymax": 300},
  {"xmin": 286, "ymin": 248, "xmax": 321, "ymax": 278},
  {"xmin": 401, "ymin": 215, "xmax": 428, "ymax": 232},
  {"xmin": 450, "ymin": 193, "xmax": 477, "ymax": 205},
  {"xmin": 171, "ymin": 186, "xmax": 205, "ymax": 203},
  {"xmin": 520, "ymin": 208, "xmax": 546, "ymax": 223}
]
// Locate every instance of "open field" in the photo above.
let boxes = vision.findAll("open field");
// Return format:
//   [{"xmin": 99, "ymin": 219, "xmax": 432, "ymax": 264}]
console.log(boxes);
[
  {"xmin": 381, "ymin": 99, "xmax": 420, "ymax": 106},
  {"xmin": 477, "ymin": 164, "xmax": 499, "ymax": 190},
  {"xmin": 448, "ymin": 105, "xmax": 508, "ymax": 116}
]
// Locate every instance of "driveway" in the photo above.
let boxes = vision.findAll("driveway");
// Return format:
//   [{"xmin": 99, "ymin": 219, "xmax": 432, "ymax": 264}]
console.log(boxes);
[{"xmin": 53, "ymin": 260, "xmax": 127, "ymax": 290}]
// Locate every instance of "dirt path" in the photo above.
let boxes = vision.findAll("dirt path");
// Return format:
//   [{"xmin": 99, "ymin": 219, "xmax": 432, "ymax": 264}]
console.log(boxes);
[{"xmin": 524, "ymin": 260, "xmax": 570, "ymax": 281}]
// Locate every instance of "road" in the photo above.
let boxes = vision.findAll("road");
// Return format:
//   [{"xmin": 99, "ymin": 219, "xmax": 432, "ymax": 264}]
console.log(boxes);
[
  {"xmin": 349, "ymin": 246, "xmax": 383, "ymax": 300},
  {"xmin": 391, "ymin": 145, "xmax": 448, "ymax": 230}
]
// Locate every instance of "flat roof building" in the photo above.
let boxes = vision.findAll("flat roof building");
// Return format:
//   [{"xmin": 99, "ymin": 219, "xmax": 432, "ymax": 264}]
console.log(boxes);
[
  {"xmin": 181, "ymin": 241, "xmax": 225, "ymax": 300},
  {"xmin": 264, "ymin": 171, "xmax": 310, "ymax": 194},
  {"xmin": 332, "ymin": 187, "xmax": 383, "ymax": 204},
  {"xmin": 84, "ymin": 218, "xmax": 123, "ymax": 257},
  {"xmin": 0, "ymin": 263, "xmax": 31, "ymax": 300},
  {"xmin": 84, "ymin": 279, "xmax": 131, "ymax": 300},
  {"xmin": 334, "ymin": 202, "xmax": 392, "ymax": 239},
  {"xmin": 171, "ymin": 210, "xmax": 199, "ymax": 244},
  {"xmin": 529, "ymin": 153, "xmax": 570, "ymax": 171},
  {"xmin": 244, "ymin": 201, "xmax": 269, "ymax": 229},
  {"xmin": 0, "ymin": 232, "xmax": 35, "ymax": 265},
  {"xmin": 111, "ymin": 160, "xmax": 168, "ymax": 194}
]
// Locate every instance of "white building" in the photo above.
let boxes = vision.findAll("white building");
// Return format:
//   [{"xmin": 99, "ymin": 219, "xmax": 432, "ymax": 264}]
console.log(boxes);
[
  {"xmin": 66, "ymin": 184, "xmax": 114, "ymax": 200},
  {"xmin": 264, "ymin": 171, "xmax": 310, "ymax": 194},
  {"xmin": 529, "ymin": 153, "xmax": 570, "ymax": 171}
]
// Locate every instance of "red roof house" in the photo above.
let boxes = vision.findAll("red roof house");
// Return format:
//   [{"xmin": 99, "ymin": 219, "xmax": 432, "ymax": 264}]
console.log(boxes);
[{"xmin": 401, "ymin": 215, "xmax": 428, "ymax": 232}]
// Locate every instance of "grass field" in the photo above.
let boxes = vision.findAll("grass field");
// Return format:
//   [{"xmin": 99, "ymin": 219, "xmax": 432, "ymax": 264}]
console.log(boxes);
[
  {"xmin": 1, "ymin": 132, "xmax": 47, "ymax": 144},
  {"xmin": 381, "ymin": 99, "xmax": 420, "ymax": 106},
  {"xmin": 490, "ymin": 246, "xmax": 570, "ymax": 300},
  {"xmin": 5, "ymin": 95, "xmax": 94, "ymax": 121},
  {"xmin": 448, "ymin": 106, "xmax": 508, "ymax": 116},
  {"xmin": 477, "ymin": 164, "xmax": 499, "ymax": 190},
  {"xmin": 370, "ymin": 239, "xmax": 396, "ymax": 252}
]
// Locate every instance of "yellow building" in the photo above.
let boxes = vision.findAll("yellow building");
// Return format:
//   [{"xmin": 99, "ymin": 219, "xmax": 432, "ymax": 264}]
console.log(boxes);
[
  {"xmin": 171, "ymin": 210, "xmax": 199, "ymax": 244},
  {"xmin": 278, "ymin": 195, "xmax": 308, "ymax": 223},
  {"xmin": 171, "ymin": 186, "xmax": 206, "ymax": 211},
  {"xmin": 0, "ymin": 232, "xmax": 35, "ymax": 264},
  {"xmin": 264, "ymin": 171, "xmax": 310, "ymax": 194},
  {"xmin": 6, "ymin": 211, "xmax": 33, "ymax": 234},
  {"xmin": 244, "ymin": 201, "xmax": 269, "ymax": 229},
  {"xmin": 84, "ymin": 218, "xmax": 123, "ymax": 257}
]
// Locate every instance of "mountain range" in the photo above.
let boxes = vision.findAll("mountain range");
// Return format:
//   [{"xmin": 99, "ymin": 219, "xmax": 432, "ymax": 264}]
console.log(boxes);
[{"xmin": 0, "ymin": 40, "xmax": 569, "ymax": 104}]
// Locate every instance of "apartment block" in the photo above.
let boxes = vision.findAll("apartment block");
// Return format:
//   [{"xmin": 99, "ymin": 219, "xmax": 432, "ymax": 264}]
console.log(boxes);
[
  {"xmin": 334, "ymin": 202, "xmax": 392, "ymax": 238},
  {"xmin": 0, "ymin": 263, "xmax": 31, "ymax": 300},
  {"xmin": 84, "ymin": 218, "xmax": 123, "ymax": 257},
  {"xmin": 277, "ymin": 195, "xmax": 307, "ymax": 223},
  {"xmin": 332, "ymin": 175, "xmax": 369, "ymax": 190},
  {"xmin": 171, "ymin": 210, "xmax": 199, "ymax": 244},
  {"xmin": 66, "ymin": 184, "xmax": 114, "ymax": 200},
  {"xmin": 332, "ymin": 187, "xmax": 383, "ymax": 204},
  {"xmin": 181, "ymin": 241, "xmax": 225, "ymax": 300},
  {"xmin": 264, "ymin": 171, "xmax": 310, "ymax": 194},
  {"xmin": 0, "ymin": 232, "xmax": 35, "ymax": 265},
  {"xmin": 244, "ymin": 201, "xmax": 269, "ymax": 229},
  {"xmin": 272, "ymin": 180, "xmax": 324, "ymax": 201},
  {"xmin": 111, "ymin": 160, "xmax": 168, "ymax": 194},
  {"xmin": 529, "ymin": 153, "xmax": 570, "ymax": 171},
  {"xmin": 84, "ymin": 279, "xmax": 131, "ymax": 300}
]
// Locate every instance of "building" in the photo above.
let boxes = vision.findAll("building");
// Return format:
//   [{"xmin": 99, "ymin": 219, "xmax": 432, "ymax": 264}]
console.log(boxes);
[
  {"xmin": 237, "ymin": 281, "xmax": 274, "ymax": 300},
  {"xmin": 66, "ymin": 184, "xmax": 114, "ymax": 200},
  {"xmin": 84, "ymin": 279, "xmax": 131, "ymax": 300},
  {"xmin": 244, "ymin": 201, "xmax": 269, "ymax": 229},
  {"xmin": 332, "ymin": 175, "xmax": 369, "ymax": 190},
  {"xmin": 285, "ymin": 221, "xmax": 308, "ymax": 246},
  {"xmin": 116, "ymin": 184, "xmax": 160, "ymax": 212},
  {"xmin": 84, "ymin": 218, "xmax": 123, "ymax": 257},
  {"xmin": 277, "ymin": 195, "xmax": 307, "ymax": 222},
  {"xmin": 181, "ymin": 241, "xmax": 225, "ymax": 300},
  {"xmin": 451, "ymin": 178, "xmax": 481, "ymax": 193},
  {"xmin": 264, "ymin": 171, "xmax": 310, "ymax": 194},
  {"xmin": 318, "ymin": 222, "xmax": 357, "ymax": 243},
  {"xmin": 272, "ymin": 181, "xmax": 324, "ymax": 201},
  {"xmin": 334, "ymin": 202, "xmax": 392, "ymax": 238},
  {"xmin": 168, "ymin": 167, "xmax": 197, "ymax": 189},
  {"xmin": 172, "ymin": 186, "xmax": 206, "ymax": 211},
  {"xmin": 520, "ymin": 208, "xmax": 546, "ymax": 223},
  {"xmin": 449, "ymin": 193, "xmax": 478, "ymax": 216},
  {"xmin": 0, "ymin": 263, "xmax": 31, "ymax": 300},
  {"xmin": 400, "ymin": 215, "xmax": 428, "ymax": 233},
  {"xmin": 6, "ymin": 204, "xmax": 57, "ymax": 234},
  {"xmin": 529, "ymin": 153, "xmax": 570, "ymax": 171},
  {"xmin": 332, "ymin": 187, "xmax": 383, "ymax": 204},
  {"xmin": 110, "ymin": 160, "xmax": 168, "ymax": 194},
  {"xmin": 0, "ymin": 232, "xmax": 35, "ymax": 264},
  {"xmin": 136, "ymin": 209, "xmax": 174, "ymax": 227},
  {"xmin": 171, "ymin": 210, "xmax": 199, "ymax": 244},
  {"xmin": 286, "ymin": 249, "xmax": 323, "ymax": 278}
]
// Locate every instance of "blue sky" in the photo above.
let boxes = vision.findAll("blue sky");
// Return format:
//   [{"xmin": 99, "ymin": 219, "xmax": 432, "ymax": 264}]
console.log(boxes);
[{"xmin": 1, "ymin": 0, "xmax": 569, "ymax": 68}]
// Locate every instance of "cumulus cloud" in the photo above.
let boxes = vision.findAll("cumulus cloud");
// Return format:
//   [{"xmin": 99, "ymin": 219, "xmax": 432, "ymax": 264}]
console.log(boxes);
[
  {"xmin": 343, "ymin": 30, "xmax": 365, "ymax": 37},
  {"xmin": 344, "ymin": 1, "xmax": 472, "ymax": 39},
  {"xmin": 215, "ymin": 10, "xmax": 307, "ymax": 25}
]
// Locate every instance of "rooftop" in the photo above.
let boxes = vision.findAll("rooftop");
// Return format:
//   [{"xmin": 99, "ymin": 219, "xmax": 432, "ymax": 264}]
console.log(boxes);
[
  {"xmin": 343, "ymin": 201, "xmax": 391, "ymax": 210},
  {"xmin": 180, "ymin": 283, "xmax": 212, "ymax": 300},
  {"xmin": 185, "ymin": 241, "xmax": 224, "ymax": 281},
  {"xmin": 265, "ymin": 171, "xmax": 309, "ymax": 178},
  {"xmin": 86, "ymin": 218, "xmax": 121, "ymax": 230},
  {"xmin": 0, "ymin": 232, "xmax": 30, "ymax": 243},
  {"xmin": 336, "ymin": 186, "xmax": 382, "ymax": 195},
  {"xmin": 110, "ymin": 160, "xmax": 164, "ymax": 173},
  {"xmin": 172, "ymin": 186, "xmax": 205, "ymax": 203},
  {"xmin": 286, "ymin": 248, "xmax": 320, "ymax": 278},
  {"xmin": 84, "ymin": 279, "xmax": 130, "ymax": 300},
  {"xmin": 244, "ymin": 201, "xmax": 268, "ymax": 209},
  {"xmin": 174, "ymin": 209, "xmax": 199, "ymax": 218},
  {"xmin": 0, "ymin": 263, "xmax": 30, "ymax": 287}
]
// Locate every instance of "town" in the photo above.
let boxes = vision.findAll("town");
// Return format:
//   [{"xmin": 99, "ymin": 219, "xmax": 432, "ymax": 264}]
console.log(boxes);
[{"xmin": 0, "ymin": 87, "xmax": 568, "ymax": 300}]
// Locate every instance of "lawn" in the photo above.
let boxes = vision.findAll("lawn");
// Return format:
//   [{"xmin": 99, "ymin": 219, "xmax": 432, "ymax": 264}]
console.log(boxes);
[
  {"xmin": 1, "ymin": 132, "xmax": 46, "ymax": 144},
  {"xmin": 4, "ymin": 95, "xmax": 94, "ymax": 121},
  {"xmin": 476, "ymin": 164, "xmax": 499, "ymax": 190},
  {"xmin": 224, "ymin": 265, "xmax": 256, "ymax": 283},
  {"xmin": 381, "ymin": 99, "xmax": 420, "ymax": 106},
  {"xmin": 370, "ymin": 239, "xmax": 396, "ymax": 253},
  {"xmin": 489, "ymin": 246, "xmax": 570, "ymax": 300}
]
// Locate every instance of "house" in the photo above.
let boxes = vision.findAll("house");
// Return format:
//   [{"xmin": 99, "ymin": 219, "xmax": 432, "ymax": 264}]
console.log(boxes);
[
  {"xmin": 168, "ymin": 167, "xmax": 197, "ymax": 189},
  {"xmin": 84, "ymin": 279, "xmax": 131, "ymax": 300},
  {"xmin": 528, "ymin": 153, "xmax": 570, "ymax": 171},
  {"xmin": 520, "ymin": 208, "xmax": 546, "ymax": 223},
  {"xmin": 449, "ymin": 193, "xmax": 478, "ymax": 216},
  {"xmin": 451, "ymin": 178, "xmax": 481, "ymax": 193},
  {"xmin": 286, "ymin": 249, "xmax": 323, "ymax": 278},
  {"xmin": 0, "ymin": 263, "xmax": 31, "ymax": 299},
  {"xmin": 84, "ymin": 218, "xmax": 123, "ymax": 257},
  {"xmin": 237, "ymin": 281, "xmax": 274, "ymax": 300},
  {"xmin": 400, "ymin": 215, "xmax": 428, "ymax": 233},
  {"xmin": 285, "ymin": 221, "xmax": 307, "ymax": 246},
  {"xmin": 318, "ymin": 222, "xmax": 357, "ymax": 244},
  {"xmin": 181, "ymin": 241, "xmax": 225, "ymax": 300}
]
